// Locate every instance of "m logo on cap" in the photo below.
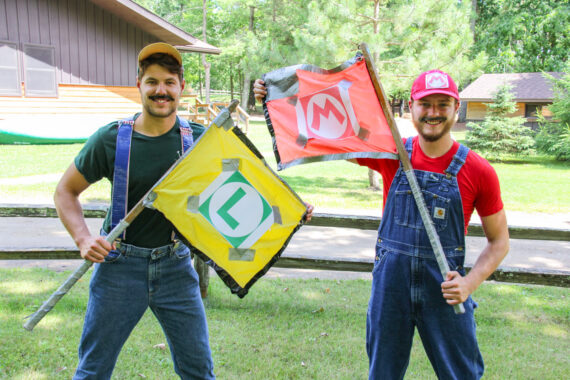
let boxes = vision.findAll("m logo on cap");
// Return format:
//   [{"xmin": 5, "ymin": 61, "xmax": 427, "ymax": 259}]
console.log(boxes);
[{"xmin": 425, "ymin": 72, "xmax": 449, "ymax": 90}]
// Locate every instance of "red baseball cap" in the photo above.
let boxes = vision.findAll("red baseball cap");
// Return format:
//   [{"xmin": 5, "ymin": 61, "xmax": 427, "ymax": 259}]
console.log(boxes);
[{"xmin": 410, "ymin": 69, "xmax": 459, "ymax": 101}]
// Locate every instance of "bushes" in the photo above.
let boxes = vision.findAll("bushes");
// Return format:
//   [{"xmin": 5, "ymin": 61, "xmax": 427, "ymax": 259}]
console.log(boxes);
[
  {"xmin": 535, "ymin": 120, "xmax": 570, "ymax": 161},
  {"xmin": 535, "ymin": 68, "xmax": 570, "ymax": 161},
  {"xmin": 466, "ymin": 84, "xmax": 535, "ymax": 158}
]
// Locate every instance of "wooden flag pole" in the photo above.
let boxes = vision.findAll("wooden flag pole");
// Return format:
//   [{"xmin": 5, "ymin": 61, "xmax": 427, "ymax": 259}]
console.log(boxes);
[
  {"xmin": 23, "ymin": 202, "xmax": 146, "ymax": 331},
  {"xmin": 24, "ymin": 101, "xmax": 240, "ymax": 331},
  {"xmin": 359, "ymin": 42, "xmax": 465, "ymax": 314}
]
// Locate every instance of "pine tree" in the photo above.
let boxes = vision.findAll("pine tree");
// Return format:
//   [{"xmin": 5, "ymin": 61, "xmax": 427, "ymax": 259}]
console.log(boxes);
[
  {"xmin": 466, "ymin": 84, "xmax": 535, "ymax": 157},
  {"xmin": 535, "ymin": 66, "xmax": 570, "ymax": 161}
]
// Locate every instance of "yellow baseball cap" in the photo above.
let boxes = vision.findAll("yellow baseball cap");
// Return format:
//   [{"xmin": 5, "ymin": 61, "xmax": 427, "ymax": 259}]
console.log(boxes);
[{"xmin": 138, "ymin": 42, "xmax": 182, "ymax": 66}]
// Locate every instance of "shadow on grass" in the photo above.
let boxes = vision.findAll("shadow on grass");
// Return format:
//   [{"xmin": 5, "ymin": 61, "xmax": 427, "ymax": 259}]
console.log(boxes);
[{"xmin": 281, "ymin": 175, "xmax": 382, "ymax": 201}]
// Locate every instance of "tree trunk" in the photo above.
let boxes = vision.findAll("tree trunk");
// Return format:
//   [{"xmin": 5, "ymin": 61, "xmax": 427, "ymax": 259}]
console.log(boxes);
[
  {"xmin": 241, "ymin": 5, "xmax": 255, "ymax": 110},
  {"xmin": 230, "ymin": 63, "xmax": 234, "ymax": 100},
  {"xmin": 368, "ymin": 169, "xmax": 381, "ymax": 190},
  {"xmin": 194, "ymin": 0, "xmax": 211, "ymax": 298},
  {"xmin": 471, "ymin": 0, "xmax": 477, "ymax": 41},
  {"xmin": 198, "ymin": 67, "xmax": 203, "ymax": 100},
  {"xmin": 202, "ymin": 0, "xmax": 211, "ymax": 104},
  {"xmin": 368, "ymin": 0, "xmax": 381, "ymax": 190},
  {"xmin": 194, "ymin": 255, "xmax": 210, "ymax": 299},
  {"xmin": 241, "ymin": 73, "xmax": 251, "ymax": 111}
]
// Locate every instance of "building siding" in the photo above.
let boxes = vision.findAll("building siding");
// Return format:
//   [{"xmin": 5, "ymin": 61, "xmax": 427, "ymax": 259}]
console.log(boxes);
[
  {"xmin": 0, "ymin": 0, "xmax": 160, "ymax": 87},
  {"xmin": 0, "ymin": 83, "xmax": 141, "ymax": 117}
]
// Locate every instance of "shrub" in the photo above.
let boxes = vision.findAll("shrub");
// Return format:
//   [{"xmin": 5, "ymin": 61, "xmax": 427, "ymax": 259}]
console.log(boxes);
[
  {"xmin": 535, "ymin": 68, "xmax": 570, "ymax": 161},
  {"xmin": 466, "ymin": 84, "xmax": 535, "ymax": 158},
  {"xmin": 535, "ymin": 119, "xmax": 570, "ymax": 161}
]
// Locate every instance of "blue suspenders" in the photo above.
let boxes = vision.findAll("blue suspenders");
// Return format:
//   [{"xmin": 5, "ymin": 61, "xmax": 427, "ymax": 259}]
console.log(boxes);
[{"xmin": 110, "ymin": 116, "xmax": 194, "ymax": 240}]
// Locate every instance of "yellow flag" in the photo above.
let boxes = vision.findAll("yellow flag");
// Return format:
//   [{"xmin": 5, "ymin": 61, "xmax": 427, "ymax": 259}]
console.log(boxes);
[{"xmin": 151, "ymin": 124, "xmax": 306, "ymax": 297}]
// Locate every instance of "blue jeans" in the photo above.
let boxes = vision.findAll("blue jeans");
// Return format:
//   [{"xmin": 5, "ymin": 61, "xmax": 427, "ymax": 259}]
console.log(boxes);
[
  {"xmin": 74, "ymin": 241, "xmax": 215, "ymax": 380},
  {"xmin": 366, "ymin": 245, "xmax": 483, "ymax": 380}
]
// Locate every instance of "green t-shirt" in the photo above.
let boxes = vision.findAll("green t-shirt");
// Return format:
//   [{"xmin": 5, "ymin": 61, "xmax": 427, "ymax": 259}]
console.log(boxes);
[{"xmin": 75, "ymin": 114, "xmax": 206, "ymax": 248}]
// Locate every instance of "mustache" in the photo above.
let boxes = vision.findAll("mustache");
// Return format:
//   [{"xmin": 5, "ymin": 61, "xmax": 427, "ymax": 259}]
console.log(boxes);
[
  {"xmin": 420, "ymin": 117, "xmax": 447, "ymax": 123},
  {"xmin": 149, "ymin": 94, "xmax": 174, "ymax": 101}
]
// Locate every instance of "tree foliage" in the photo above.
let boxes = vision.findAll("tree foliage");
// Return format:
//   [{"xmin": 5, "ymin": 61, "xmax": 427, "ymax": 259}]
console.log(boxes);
[
  {"xmin": 473, "ymin": 0, "xmax": 570, "ymax": 73},
  {"xmin": 135, "ymin": 0, "xmax": 484, "ymax": 103},
  {"xmin": 466, "ymin": 84, "xmax": 535, "ymax": 157},
  {"xmin": 535, "ymin": 65, "xmax": 570, "ymax": 161}
]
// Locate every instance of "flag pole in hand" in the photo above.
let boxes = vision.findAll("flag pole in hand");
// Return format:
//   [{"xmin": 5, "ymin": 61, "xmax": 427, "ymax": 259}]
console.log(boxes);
[{"xmin": 359, "ymin": 42, "xmax": 465, "ymax": 315}]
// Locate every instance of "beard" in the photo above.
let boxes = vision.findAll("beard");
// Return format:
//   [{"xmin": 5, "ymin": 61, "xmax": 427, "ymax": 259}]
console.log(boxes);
[{"xmin": 415, "ymin": 116, "xmax": 454, "ymax": 142}]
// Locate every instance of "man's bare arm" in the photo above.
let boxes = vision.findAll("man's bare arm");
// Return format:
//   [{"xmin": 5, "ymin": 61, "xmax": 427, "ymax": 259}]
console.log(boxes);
[
  {"xmin": 442, "ymin": 209, "xmax": 509, "ymax": 304},
  {"xmin": 54, "ymin": 163, "xmax": 114, "ymax": 263}
]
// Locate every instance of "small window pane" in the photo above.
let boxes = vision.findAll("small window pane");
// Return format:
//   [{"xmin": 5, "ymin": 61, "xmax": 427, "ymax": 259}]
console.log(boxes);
[
  {"xmin": 525, "ymin": 104, "xmax": 541, "ymax": 118},
  {"xmin": 25, "ymin": 46, "xmax": 54, "ymax": 69},
  {"xmin": 26, "ymin": 70, "xmax": 57, "ymax": 93},
  {"xmin": 23, "ymin": 44, "xmax": 58, "ymax": 97},
  {"xmin": 0, "ymin": 41, "xmax": 21, "ymax": 95}
]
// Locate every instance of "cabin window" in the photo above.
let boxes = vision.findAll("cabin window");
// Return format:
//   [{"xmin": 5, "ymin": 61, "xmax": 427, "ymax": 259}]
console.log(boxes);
[
  {"xmin": 23, "ymin": 44, "xmax": 58, "ymax": 97},
  {"xmin": 525, "ymin": 104, "xmax": 542, "ymax": 118},
  {"xmin": 0, "ymin": 41, "xmax": 21, "ymax": 96}
]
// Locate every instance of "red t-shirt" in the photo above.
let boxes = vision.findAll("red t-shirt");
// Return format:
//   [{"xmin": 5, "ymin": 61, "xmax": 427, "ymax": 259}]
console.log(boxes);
[{"xmin": 357, "ymin": 137, "xmax": 503, "ymax": 232}]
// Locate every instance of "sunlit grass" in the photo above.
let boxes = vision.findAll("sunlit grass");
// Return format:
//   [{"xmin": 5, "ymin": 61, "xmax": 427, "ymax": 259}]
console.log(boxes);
[{"xmin": 1, "ymin": 268, "xmax": 568, "ymax": 379}]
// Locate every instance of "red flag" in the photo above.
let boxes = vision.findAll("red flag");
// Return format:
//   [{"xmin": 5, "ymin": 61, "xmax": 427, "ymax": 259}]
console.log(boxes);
[{"xmin": 263, "ymin": 56, "xmax": 398, "ymax": 169}]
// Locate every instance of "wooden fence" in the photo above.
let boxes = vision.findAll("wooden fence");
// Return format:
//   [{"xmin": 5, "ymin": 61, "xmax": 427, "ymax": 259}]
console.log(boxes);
[
  {"xmin": 1, "ymin": 204, "xmax": 568, "ymax": 288},
  {"xmin": 178, "ymin": 95, "xmax": 250, "ymax": 132}
]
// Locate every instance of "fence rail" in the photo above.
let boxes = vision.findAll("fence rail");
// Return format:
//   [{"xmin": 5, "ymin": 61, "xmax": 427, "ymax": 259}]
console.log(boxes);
[
  {"xmin": 2, "ymin": 204, "xmax": 568, "ymax": 241},
  {"xmin": 1, "ymin": 204, "xmax": 568, "ymax": 288},
  {"xmin": 1, "ymin": 248, "xmax": 567, "ymax": 288}
]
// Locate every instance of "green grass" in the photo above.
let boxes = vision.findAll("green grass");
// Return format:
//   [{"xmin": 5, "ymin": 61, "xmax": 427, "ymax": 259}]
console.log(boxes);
[
  {"xmin": 1, "ymin": 121, "xmax": 569, "ymax": 212},
  {"xmin": 0, "ymin": 268, "xmax": 568, "ymax": 379}
]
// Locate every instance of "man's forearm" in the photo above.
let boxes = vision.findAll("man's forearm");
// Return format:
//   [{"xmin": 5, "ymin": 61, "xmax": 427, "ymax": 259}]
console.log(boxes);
[
  {"xmin": 54, "ymin": 189, "xmax": 92, "ymax": 248},
  {"xmin": 465, "ymin": 239, "xmax": 509, "ymax": 293},
  {"xmin": 465, "ymin": 210, "xmax": 510, "ymax": 292}
]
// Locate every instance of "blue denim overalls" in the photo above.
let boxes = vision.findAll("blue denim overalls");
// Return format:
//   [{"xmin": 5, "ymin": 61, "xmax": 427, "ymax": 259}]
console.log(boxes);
[
  {"xmin": 366, "ymin": 139, "xmax": 484, "ymax": 380},
  {"xmin": 74, "ymin": 117, "xmax": 215, "ymax": 380}
]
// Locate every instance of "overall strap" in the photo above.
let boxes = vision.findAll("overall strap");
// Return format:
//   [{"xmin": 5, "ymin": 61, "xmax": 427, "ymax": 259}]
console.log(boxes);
[
  {"xmin": 111, "ymin": 118, "xmax": 135, "ymax": 239},
  {"xmin": 396, "ymin": 137, "xmax": 413, "ymax": 170},
  {"xmin": 177, "ymin": 116, "xmax": 194, "ymax": 153},
  {"xmin": 404, "ymin": 137, "xmax": 413, "ymax": 159},
  {"xmin": 445, "ymin": 144, "xmax": 470, "ymax": 177},
  {"xmin": 111, "ymin": 116, "xmax": 193, "ymax": 240}
]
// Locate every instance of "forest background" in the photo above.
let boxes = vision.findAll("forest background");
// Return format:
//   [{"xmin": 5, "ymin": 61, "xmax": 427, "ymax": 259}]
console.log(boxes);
[{"xmin": 135, "ymin": 0, "xmax": 569, "ymax": 110}]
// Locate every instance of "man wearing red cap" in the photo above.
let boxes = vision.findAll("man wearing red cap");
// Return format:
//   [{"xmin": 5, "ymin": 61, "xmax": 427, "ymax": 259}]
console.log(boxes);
[
  {"xmin": 55, "ymin": 43, "xmax": 215, "ymax": 379},
  {"xmin": 357, "ymin": 69, "xmax": 509, "ymax": 379},
  {"xmin": 254, "ymin": 68, "xmax": 508, "ymax": 378}
]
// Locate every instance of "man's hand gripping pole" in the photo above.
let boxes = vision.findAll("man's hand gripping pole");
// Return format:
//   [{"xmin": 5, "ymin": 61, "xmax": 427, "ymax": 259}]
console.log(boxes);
[{"xmin": 359, "ymin": 42, "xmax": 465, "ymax": 315}]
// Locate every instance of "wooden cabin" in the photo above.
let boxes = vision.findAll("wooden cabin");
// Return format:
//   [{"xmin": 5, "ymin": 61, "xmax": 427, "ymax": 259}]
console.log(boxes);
[
  {"xmin": 459, "ymin": 72, "xmax": 563, "ymax": 130},
  {"xmin": 0, "ymin": 0, "xmax": 220, "ymax": 142}
]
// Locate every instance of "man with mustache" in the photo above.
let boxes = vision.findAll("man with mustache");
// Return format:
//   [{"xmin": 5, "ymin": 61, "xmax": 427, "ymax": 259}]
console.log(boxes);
[
  {"xmin": 54, "ymin": 43, "xmax": 215, "ymax": 379},
  {"xmin": 358, "ymin": 70, "xmax": 509, "ymax": 380},
  {"xmin": 254, "ymin": 69, "xmax": 509, "ymax": 379}
]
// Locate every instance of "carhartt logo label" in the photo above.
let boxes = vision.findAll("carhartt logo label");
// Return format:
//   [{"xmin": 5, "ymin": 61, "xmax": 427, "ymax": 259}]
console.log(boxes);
[
  {"xmin": 434, "ymin": 207, "xmax": 446, "ymax": 220},
  {"xmin": 199, "ymin": 170, "xmax": 273, "ymax": 249},
  {"xmin": 295, "ymin": 79, "xmax": 362, "ymax": 142},
  {"xmin": 425, "ymin": 73, "xmax": 449, "ymax": 90}
]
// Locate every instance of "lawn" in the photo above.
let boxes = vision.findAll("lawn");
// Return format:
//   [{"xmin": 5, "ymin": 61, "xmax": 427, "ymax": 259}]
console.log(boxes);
[
  {"xmin": 0, "ymin": 268, "xmax": 568, "ymax": 379},
  {"xmin": 0, "ymin": 120, "xmax": 569, "ymax": 213}
]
